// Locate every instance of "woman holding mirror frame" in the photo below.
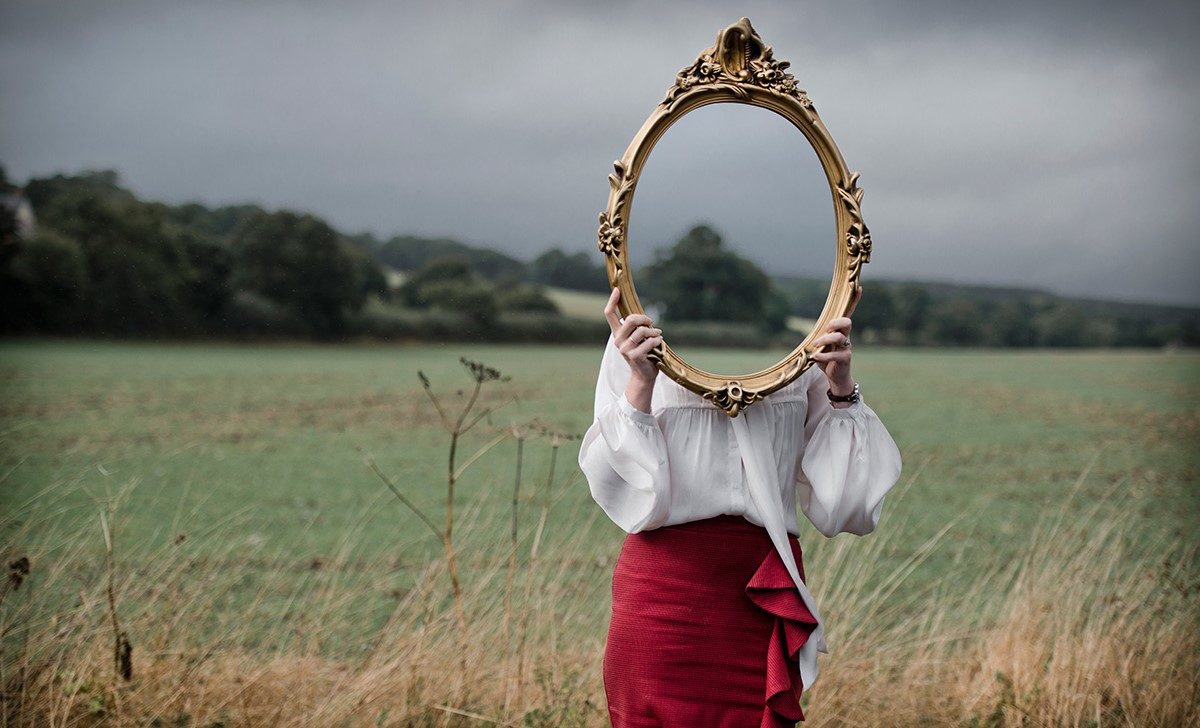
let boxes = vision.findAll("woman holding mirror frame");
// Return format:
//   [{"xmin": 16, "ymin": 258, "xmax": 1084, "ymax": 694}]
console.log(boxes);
[{"xmin": 577, "ymin": 19, "xmax": 904, "ymax": 726}]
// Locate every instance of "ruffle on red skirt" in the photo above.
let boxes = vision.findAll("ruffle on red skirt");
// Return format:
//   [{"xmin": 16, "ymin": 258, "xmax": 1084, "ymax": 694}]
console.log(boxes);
[{"xmin": 745, "ymin": 537, "xmax": 819, "ymax": 727}]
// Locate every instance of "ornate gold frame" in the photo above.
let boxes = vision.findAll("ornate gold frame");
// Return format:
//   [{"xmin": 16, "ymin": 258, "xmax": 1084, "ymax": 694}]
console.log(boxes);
[{"xmin": 597, "ymin": 17, "xmax": 872, "ymax": 417}]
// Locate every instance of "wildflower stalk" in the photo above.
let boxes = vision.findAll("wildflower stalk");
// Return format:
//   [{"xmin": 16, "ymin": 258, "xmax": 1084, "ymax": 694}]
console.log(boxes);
[{"xmin": 367, "ymin": 357, "xmax": 513, "ymax": 678}]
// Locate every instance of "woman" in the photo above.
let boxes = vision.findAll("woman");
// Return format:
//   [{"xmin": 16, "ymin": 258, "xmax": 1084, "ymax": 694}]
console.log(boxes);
[{"xmin": 577, "ymin": 285, "xmax": 903, "ymax": 727}]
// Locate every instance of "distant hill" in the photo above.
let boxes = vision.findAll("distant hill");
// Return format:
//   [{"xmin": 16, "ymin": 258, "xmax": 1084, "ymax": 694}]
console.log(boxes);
[
  {"xmin": 376, "ymin": 231, "xmax": 1199, "ymax": 344},
  {"xmin": 351, "ymin": 233, "xmax": 610, "ymax": 293},
  {"xmin": 771, "ymin": 274, "xmax": 1200, "ymax": 330},
  {"xmin": 345, "ymin": 226, "xmax": 1200, "ymax": 330},
  {"xmin": 875, "ymin": 277, "xmax": 1198, "ymax": 325},
  {"xmin": 367, "ymin": 234, "xmax": 528, "ymax": 282}
]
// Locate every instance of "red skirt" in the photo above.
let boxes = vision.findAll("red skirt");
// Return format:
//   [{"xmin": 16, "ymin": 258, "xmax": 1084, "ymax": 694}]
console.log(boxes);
[{"xmin": 603, "ymin": 513, "xmax": 819, "ymax": 727}]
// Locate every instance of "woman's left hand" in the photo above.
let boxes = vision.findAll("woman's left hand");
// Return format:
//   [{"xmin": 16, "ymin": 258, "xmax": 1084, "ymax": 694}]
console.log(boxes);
[{"xmin": 810, "ymin": 285, "xmax": 863, "ymax": 398}]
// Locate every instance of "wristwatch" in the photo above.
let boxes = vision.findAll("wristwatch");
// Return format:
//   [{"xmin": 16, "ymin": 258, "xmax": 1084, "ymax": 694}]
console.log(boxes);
[{"xmin": 827, "ymin": 381, "xmax": 860, "ymax": 404}]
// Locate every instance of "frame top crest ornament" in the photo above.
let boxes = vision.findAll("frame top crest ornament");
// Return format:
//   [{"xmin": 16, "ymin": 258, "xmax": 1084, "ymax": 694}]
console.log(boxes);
[{"xmin": 597, "ymin": 17, "xmax": 872, "ymax": 418}]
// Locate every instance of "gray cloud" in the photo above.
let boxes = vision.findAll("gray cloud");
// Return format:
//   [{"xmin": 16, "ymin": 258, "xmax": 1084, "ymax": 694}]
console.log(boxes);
[{"xmin": 1, "ymin": 0, "xmax": 1197, "ymax": 305}]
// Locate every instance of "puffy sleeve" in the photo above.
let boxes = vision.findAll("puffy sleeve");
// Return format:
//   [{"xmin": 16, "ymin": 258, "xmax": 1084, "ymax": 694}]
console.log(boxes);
[
  {"xmin": 577, "ymin": 332, "xmax": 673, "ymax": 533},
  {"xmin": 797, "ymin": 370, "xmax": 903, "ymax": 537}
]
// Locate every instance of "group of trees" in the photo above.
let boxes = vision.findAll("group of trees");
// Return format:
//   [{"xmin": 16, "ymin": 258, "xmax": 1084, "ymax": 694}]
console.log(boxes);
[
  {"xmin": 630, "ymin": 224, "xmax": 1198, "ymax": 348},
  {"xmin": 0, "ymin": 169, "xmax": 384, "ymax": 338},
  {"xmin": 848, "ymin": 283, "xmax": 1197, "ymax": 347},
  {"xmin": 0, "ymin": 169, "xmax": 579, "ymax": 339},
  {"xmin": 394, "ymin": 255, "xmax": 557, "ymax": 326},
  {"xmin": 1, "ymin": 166, "xmax": 1195, "ymax": 347},
  {"xmin": 638, "ymin": 224, "xmax": 791, "ymax": 335}
]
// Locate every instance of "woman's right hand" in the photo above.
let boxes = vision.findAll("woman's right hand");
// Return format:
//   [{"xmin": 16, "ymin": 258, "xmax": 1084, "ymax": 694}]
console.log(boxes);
[{"xmin": 604, "ymin": 287, "xmax": 662, "ymax": 387}]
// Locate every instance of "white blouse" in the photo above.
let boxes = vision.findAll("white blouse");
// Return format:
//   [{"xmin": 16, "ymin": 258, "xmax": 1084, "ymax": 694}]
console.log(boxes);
[{"xmin": 577, "ymin": 331, "xmax": 903, "ymax": 695}]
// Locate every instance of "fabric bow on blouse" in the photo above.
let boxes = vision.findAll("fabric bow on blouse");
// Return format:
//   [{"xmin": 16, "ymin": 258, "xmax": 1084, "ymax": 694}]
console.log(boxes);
[{"xmin": 578, "ymin": 332, "xmax": 904, "ymax": 696}]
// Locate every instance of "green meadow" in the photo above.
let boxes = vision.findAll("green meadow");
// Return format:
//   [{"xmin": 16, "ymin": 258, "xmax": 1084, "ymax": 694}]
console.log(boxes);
[
  {"xmin": 3, "ymin": 340, "xmax": 1195, "ymax": 562},
  {"xmin": 0, "ymin": 340, "xmax": 1197, "ymax": 725},
  {"xmin": 3, "ymin": 340, "xmax": 1197, "ymax": 578}
]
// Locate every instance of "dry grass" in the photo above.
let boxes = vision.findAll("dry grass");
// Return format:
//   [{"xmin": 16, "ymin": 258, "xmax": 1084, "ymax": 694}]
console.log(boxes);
[
  {"xmin": 798, "ymin": 457, "xmax": 1200, "ymax": 727},
  {"xmin": 2, "ymin": 455, "xmax": 1196, "ymax": 728}
]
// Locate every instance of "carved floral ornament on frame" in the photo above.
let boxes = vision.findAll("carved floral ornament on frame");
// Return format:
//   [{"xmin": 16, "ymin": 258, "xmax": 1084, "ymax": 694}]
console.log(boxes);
[{"xmin": 596, "ymin": 17, "xmax": 873, "ymax": 418}]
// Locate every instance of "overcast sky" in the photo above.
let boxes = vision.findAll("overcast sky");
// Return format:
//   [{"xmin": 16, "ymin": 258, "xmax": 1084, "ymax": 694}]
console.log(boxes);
[{"xmin": 2, "ymin": 0, "xmax": 1197, "ymax": 306}]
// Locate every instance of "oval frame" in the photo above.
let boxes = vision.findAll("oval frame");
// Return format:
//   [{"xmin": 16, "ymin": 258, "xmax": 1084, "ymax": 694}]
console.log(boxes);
[{"xmin": 597, "ymin": 17, "xmax": 872, "ymax": 418}]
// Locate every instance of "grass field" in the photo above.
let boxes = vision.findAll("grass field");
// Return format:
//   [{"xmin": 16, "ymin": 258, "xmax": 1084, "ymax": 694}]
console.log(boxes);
[{"xmin": 1, "ymin": 339, "xmax": 1197, "ymax": 726}]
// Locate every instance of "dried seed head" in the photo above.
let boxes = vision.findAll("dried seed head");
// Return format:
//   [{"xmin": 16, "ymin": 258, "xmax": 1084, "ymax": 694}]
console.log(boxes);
[{"xmin": 459, "ymin": 357, "xmax": 506, "ymax": 383}]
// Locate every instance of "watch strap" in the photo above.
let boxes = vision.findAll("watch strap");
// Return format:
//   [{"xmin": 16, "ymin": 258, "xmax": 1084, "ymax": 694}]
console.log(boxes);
[{"xmin": 827, "ymin": 381, "xmax": 860, "ymax": 403}]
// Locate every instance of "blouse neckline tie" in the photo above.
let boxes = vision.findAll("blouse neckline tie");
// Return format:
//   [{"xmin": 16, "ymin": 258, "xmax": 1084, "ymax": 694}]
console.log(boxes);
[{"xmin": 729, "ymin": 407, "xmax": 830, "ymax": 696}]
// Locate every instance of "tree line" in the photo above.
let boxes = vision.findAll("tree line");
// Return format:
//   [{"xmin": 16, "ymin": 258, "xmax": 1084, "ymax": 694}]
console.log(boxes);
[
  {"xmin": 0, "ymin": 168, "xmax": 611, "ymax": 342},
  {"xmin": 1, "ymin": 167, "xmax": 1195, "ymax": 348},
  {"xmin": 633, "ymin": 224, "xmax": 1198, "ymax": 349}
]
